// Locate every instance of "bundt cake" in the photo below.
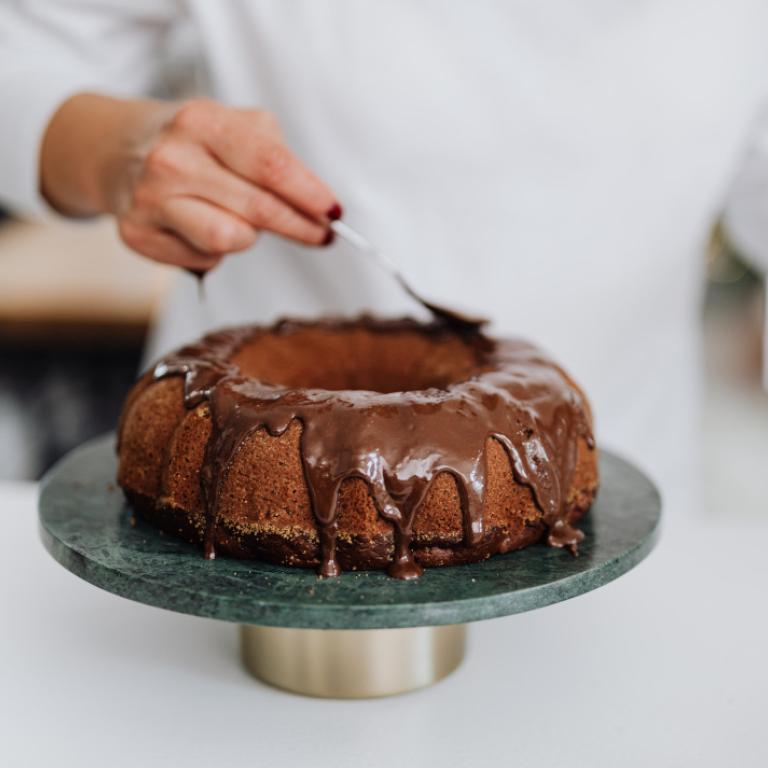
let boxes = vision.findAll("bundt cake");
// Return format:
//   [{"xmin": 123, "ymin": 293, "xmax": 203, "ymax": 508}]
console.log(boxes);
[{"xmin": 117, "ymin": 317, "xmax": 598, "ymax": 579}]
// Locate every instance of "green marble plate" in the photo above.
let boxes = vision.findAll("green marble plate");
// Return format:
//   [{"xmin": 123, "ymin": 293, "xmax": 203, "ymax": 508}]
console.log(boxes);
[{"xmin": 39, "ymin": 434, "xmax": 660, "ymax": 629}]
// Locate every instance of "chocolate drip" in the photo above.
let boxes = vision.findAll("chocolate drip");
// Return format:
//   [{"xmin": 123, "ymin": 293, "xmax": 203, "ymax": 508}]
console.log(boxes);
[
  {"xmin": 152, "ymin": 317, "xmax": 594, "ymax": 578},
  {"xmin": 184, "ymin": 267, "xmax": 207, "ymax": 301}
]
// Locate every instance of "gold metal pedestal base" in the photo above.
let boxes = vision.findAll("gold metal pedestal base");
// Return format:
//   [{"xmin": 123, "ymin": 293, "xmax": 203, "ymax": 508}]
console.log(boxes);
[{"xmin": 240, "ymin": 624, "xmax": 466, "ymax": 698}]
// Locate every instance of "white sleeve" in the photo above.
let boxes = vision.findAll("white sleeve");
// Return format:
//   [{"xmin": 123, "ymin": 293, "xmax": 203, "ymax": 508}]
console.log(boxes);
[
  {"xmin": 0, "ymin": 0, "xmax": 180, "ymax": 216},
  {"xmin": 722, "ymin": 107, "xmax": 768, "ymax": 275}
]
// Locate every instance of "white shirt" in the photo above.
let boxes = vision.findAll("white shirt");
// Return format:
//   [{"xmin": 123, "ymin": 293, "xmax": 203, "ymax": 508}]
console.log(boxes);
[{"xmin": 2, "ymin": 0, "xmax": 768, "ymax": 515}]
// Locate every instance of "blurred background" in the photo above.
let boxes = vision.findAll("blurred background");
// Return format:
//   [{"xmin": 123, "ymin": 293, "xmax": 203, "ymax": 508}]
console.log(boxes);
[
  {"xmin": 0, "ymin": 11, "xmax": 765, "ymax": 521},
  {"xmin": 0, "ymin": 19, "xmax": 190, "ymax": 480},
  {"xmin": 0, "ymin": 210, "xmax": 765, "ymax": 522},
  {"xmin": 0, "ymin": 214, "xmax": 170, "ymax": 478}
]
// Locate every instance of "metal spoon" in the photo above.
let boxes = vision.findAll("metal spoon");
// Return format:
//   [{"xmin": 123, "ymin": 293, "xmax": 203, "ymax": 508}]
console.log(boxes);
[{"xmin": 330, "ymin": 220, "xmax": 487, "ymax": 331}]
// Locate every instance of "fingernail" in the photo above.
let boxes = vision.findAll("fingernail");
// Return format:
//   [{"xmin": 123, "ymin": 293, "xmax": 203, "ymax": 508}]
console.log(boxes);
[
  {"xmin": 326, "ymin": 203, "xmax": 343, "ymax": 221},
  {"xmin": 322, "ymin": 228, "xmax": 335, "ymax": 246}
]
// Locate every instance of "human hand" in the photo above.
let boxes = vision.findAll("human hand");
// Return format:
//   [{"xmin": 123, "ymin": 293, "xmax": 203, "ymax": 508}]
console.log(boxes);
[{"xmin": 42, "ymin": 95, "xmax": 342, "ymax": 271}]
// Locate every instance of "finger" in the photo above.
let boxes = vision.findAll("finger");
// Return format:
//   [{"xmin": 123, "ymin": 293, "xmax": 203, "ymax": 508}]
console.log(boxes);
[
  {"xmin": 183, "ymin": 146, "xmax": 330, "ymax": 245},
  {"xmin": 205, "ymin": 110, "xmax": 339, "ymax": 222},
  {"xmin": 157, "ymin": 197, "xmax": 259, "ymax": 255},
  {"xmin": 118, "ymin": 218, "xmax": 224, "ymax": 270}
]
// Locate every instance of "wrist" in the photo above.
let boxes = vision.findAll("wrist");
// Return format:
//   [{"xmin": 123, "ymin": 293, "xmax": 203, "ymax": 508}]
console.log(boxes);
[{"xmin": 40, "ymin": 93, "xmax": 175, "ymax": 217}]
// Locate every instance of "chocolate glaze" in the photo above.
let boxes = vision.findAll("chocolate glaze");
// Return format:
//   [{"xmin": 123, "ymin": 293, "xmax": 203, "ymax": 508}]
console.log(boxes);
[
  {"xmin": 152, "ymin": 317, "xmax": 595, "ymax": 579},
  {"xmin": 184, "ymin": 268, "xmax": 207, "ymax": 301}
]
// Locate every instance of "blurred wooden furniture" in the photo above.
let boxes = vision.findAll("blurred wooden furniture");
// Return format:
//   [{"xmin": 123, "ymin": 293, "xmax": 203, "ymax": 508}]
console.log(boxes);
[{"xmin": 0, "ymin": 217, "xmax": 172, "ymax": 344}]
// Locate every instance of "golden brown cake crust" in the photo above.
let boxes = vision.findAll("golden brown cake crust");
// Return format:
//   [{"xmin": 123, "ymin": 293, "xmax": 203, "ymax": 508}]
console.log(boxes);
[{"xmin": 117, "ymin": 317, "xmax": 598, "ymax": 578}]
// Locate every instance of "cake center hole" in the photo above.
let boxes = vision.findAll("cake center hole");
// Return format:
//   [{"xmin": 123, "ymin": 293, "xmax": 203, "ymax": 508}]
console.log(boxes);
[{"xmin": 231, "ymin": 325, "xmax": 482, "ymax": 393}]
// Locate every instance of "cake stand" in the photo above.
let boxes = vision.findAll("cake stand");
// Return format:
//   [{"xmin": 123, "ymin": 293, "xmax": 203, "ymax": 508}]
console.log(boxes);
[{"xmin": 39, "ymin": 434, "xmax": 660, "ymax": 698}]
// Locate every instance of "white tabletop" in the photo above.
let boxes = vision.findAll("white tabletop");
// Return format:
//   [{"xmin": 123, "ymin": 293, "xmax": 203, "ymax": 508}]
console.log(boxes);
[{"xmin": 2, "ymin": 480, "xmax": 766, "ymax": 768}]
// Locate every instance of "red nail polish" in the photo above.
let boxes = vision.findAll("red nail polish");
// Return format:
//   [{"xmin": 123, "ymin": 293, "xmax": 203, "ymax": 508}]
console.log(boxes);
[
  {"xmin": 322, "ymin": 229, "xmax": 335, "ymax": 246},
  {"xmin": 327, "ymin": 203, "xmax": 343, "ymax": 221}
]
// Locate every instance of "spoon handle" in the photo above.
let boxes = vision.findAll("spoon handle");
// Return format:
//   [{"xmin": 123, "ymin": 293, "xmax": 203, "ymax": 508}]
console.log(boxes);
[
  {"xmin": 329, "ymin": 220, "xmax": 419, "ymax": 302},
  {"xmin": 329, "ymin": 220, "xmax": 487, "ymax": 330}
]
